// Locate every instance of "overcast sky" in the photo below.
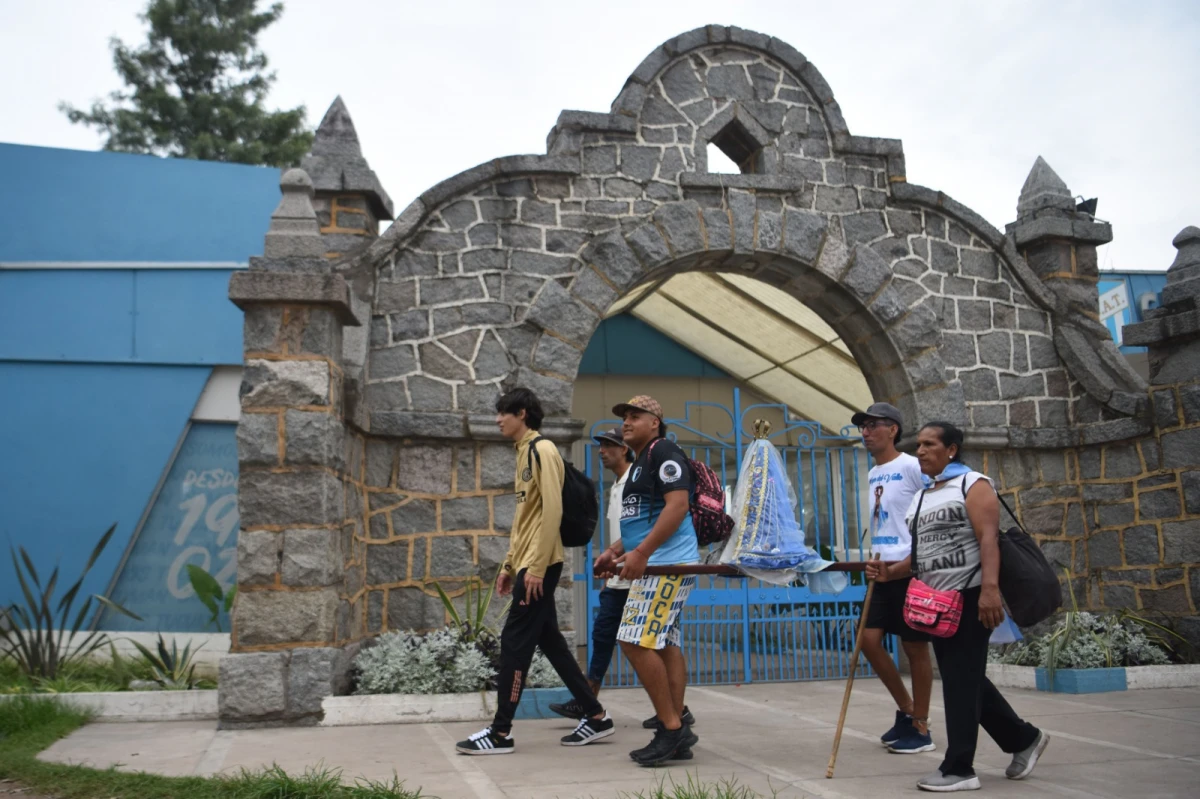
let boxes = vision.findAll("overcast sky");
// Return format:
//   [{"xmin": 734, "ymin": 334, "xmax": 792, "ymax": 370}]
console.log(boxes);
[{"xmin": 3, "ymin": 0, "xmax": 1197, "ymax": 272}]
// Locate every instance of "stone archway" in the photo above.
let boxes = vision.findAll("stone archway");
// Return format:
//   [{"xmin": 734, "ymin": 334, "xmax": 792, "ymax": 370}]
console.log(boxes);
[{"xmin": 220, "ymin": 26, "xmax": 1200, "ymax": 728}]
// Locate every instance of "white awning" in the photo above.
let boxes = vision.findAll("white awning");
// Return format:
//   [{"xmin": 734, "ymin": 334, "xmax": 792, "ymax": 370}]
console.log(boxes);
[{"xmin": 608, "ymin": 272, "xmax": 872, "ymax": 433}]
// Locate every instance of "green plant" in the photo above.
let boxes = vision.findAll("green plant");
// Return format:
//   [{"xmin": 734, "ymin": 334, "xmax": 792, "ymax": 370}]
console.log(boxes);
[
  {"xmin": 618, "ymin": 772, "xmax": 779, "ymax": 798},
  {"xmin": 129, "ymin": 633, "xmax": 202, "ymax": 689},
  {"xmin": 432, "ymin": 575, "xmax": 497, "ymax": 643},
  {"xmin": 186, "ymin": 564, "xmax": 236, "ymax": 633},
  {"xmin": 993, "ymin": 573, "xmax": 1176, "ymax": 681},
  {"xmin": 0, "ymin": 696, "xmax": 428, "ymax": 798},
  {"xmin": 1, "ymin": 524, "xmax": 140, "ymax": 680}
]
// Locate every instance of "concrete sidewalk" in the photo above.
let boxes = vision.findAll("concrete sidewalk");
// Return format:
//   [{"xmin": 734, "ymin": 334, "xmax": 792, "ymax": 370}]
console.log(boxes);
[{"xmin": 39, "ymin": 680, "xmax": 1200, "ymax": 798}]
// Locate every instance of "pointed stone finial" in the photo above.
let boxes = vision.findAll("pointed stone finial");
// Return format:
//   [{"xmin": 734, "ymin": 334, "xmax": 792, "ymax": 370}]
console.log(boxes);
[
  {"xmin": 300, "ymin": 96, "xmax": 394, "ymax": 220},
  {"xmin": 1161, "ymin": 226, "xmax": 1200, "ymax": 305},
  {"xmin": 1017, "ymin": 156, "xmax": 1075, "ymax": 218},
  {"xmin": 311, "ymin": 95, "xmax": 363, "ymax": 159},
  {"xmin": 262, "ymin": 168, "xmax": 328, "ymax": 259}
]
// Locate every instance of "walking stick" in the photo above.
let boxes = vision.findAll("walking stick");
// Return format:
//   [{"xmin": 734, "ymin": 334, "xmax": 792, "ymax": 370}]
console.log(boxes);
[{"xmin": 825, "ymin": 553, "xmax": 880, "ymax": 779}]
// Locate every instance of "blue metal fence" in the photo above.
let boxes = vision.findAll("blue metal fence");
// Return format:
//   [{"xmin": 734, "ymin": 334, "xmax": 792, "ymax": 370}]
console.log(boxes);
[{"xmin": 577, "ymin": 388, "xmax": 896, "ymax": 686}]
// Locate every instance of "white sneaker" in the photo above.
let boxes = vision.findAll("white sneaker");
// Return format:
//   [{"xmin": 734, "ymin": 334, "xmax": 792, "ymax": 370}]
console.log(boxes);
[
  {"xmin": 1006, "ymin": 730, "xmax": 1049, "ymax": 779},
  {"xmin": 917, "ymin": 771, "xmax": 981, "ymax": 792}
]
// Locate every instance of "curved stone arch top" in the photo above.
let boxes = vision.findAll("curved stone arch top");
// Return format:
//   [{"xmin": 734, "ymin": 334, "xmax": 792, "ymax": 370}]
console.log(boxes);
[{"xmin": 356, "ymin": 25, "xmax": 1145, "ymax": 445}]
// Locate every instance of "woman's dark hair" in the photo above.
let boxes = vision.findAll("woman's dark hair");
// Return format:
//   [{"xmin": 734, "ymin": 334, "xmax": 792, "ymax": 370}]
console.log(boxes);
[
  {"xmin": 495, "ymin": 388, "xmax": 544, "ymax": 430},
  {"xmin": 657, "ymin": 420, "xmax": 669, "ymax": 440},
  {"xmin": 920, "ymin": 420, "xmax": 964, "ymax": 462}
]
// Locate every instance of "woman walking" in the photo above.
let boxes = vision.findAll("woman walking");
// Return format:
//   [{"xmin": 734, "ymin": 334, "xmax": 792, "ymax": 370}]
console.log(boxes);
[{"xmin": 866, "ymin": 421, "xmax": 1049, "ymax": 792}]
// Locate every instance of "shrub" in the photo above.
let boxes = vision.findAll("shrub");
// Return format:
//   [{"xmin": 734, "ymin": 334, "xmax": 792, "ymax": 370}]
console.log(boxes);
[
  {"xmin": 993, "ymin": 611, "xmax": 1171, "ymax": 670},
  {"xmin": 353, "ymin": 626, "xmax": 563, "ymax": 695}
]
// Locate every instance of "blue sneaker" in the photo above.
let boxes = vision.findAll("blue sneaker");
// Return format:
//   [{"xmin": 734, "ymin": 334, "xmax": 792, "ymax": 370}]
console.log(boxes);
[
  {"xmin": 888, "ymin": 729, "xmax": 936, "ymax": 754},
  {"xmin": 881, "ymin": 710, "xmax": 915, "ymax": 747}
]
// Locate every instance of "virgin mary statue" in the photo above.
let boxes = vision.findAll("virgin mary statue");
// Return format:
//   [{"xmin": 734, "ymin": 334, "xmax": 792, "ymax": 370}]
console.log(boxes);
[{"xmin": 720, "ymin": 421, "xmax": 846, "ymax": 593}]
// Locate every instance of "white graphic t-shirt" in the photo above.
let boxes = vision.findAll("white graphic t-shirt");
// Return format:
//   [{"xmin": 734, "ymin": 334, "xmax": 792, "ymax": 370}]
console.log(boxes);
[
  {"xmin": 605, "ymin": 469, "xmax": 632, "ymax": 590},
  {"xmin": 905, "ymin": 472, "xmax": 989, "ymax": 592},
  {"xmin": 866, "ymin": 453, "xmax": 926, "ymax": 562}
]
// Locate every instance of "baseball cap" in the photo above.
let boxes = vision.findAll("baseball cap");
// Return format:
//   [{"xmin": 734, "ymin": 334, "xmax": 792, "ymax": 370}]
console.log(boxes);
[
  {"xmin": 612, "ymin": 395, "xmax": 664, "ymax": 420},
  {"xmin": 592, "ymin": 427, "xmax": 628, "ymax": 448},
  {"xmin": 851, "ymin": 402, "xmax": 904, "ymax": 428}
]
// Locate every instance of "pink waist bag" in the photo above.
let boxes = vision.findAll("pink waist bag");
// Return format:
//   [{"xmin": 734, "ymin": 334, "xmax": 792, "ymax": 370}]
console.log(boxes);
[{"xmin": 903, "ymin": 578, "xmax": 964, "ymax": 638}]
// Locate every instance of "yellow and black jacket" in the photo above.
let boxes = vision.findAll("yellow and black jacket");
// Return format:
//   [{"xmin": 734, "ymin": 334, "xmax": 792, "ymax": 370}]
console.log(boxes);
[{"xmin": 501, "ymin": 429, "xmax": 564, "ymax": 579}]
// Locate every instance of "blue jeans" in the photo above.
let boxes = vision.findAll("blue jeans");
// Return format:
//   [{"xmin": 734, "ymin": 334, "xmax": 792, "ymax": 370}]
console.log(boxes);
[{"xmin": 587, "ymin": 587, "xmax": 630, "ymax": 683}]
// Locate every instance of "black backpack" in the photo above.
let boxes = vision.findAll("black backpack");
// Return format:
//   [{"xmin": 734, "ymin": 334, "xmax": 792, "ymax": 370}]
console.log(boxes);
[
  {"xmin": 528, "ymin": 436, "xmax": 598, "ymax": 548},
  {"xmin": 961, "ymin": 479, "xmax": 1063, "ymax": 627},
  {"xmin": 995, "ymin": 492, "xmax": 1063, "ymax": 627}
]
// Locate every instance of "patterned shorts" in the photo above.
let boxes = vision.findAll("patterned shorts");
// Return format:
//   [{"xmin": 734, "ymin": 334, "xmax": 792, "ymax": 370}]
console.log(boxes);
[{"xmin": 617, "ymin": 574, "xmax": 696, "ymax": 650}]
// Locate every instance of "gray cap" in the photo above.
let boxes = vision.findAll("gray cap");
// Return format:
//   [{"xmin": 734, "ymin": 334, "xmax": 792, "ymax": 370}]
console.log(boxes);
[
  {"xmin": 851, "ymin": 402, "xmax": 904, "ymax": 428},
  {"xmin": 592, "ymin": 427, "xmax": 628, "ymax": 448}
]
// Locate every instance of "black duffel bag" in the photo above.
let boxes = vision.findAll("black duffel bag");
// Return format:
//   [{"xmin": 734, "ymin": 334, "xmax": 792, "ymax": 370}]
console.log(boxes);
[{"xmin": 994, "ymin": 492, "xmax": 1063, "ymax": 627}]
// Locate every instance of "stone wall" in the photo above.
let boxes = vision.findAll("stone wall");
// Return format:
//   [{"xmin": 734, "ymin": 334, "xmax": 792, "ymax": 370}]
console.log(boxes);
[{"xmin": 220, "ymin": 26, "xmax": 1200, "ymax": 726}]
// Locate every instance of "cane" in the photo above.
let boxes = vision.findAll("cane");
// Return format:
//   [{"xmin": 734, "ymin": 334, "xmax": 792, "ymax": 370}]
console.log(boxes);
[{"xmin": 825, "ymin": 553, "xmax": 881, "ymax": 779}]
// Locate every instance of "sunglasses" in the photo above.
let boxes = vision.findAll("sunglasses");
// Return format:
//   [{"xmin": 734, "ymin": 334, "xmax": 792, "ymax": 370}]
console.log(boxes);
[{"xmin": 857, "ymin": 419, "xmax": 896, "ymax": 432}]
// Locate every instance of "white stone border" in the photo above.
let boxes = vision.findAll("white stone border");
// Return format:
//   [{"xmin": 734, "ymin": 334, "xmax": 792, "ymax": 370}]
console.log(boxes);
[
  {"xmin": 1, "ymin": 690, "xmax": 218, "ymax": 722},
  {"xmin": 987, "ymin": 663, "xmax": 1200, "ymax": 691},
  {"xmin": 320, "ymin": 692, "xmax": 494, "ymax": 726}
]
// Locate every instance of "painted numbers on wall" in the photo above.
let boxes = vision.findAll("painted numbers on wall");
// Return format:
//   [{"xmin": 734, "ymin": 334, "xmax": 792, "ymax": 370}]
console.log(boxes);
[{"xmin": 102, "ymin": 422, "xmax": 239, "ymax": 632}]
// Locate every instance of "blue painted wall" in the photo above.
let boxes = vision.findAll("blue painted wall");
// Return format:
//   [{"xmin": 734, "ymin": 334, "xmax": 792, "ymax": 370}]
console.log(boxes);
[
  {"xmin": 0, "ymin": 143, "xmax": 279, "ymax": 263},
  {"xmin": 0, "ymin": 362, "xmax": 211, "ymax": 619},
  {"xmin": 0, "ymin": 269, "xmax": 244, "ymax": 364},
  {"xmin": 0, "ymin": 141, "xmax": 276, "ymax": 630}
]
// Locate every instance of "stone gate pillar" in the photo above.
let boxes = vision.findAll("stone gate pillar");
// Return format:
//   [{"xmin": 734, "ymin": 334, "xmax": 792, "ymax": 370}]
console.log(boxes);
[
  {"xmin": 1124, "ymin": 226, "xmax": 1200, "ymax": 641},
  {"xmin": 219, "ymin": 169, "xmax": 363, "ymax": 727}
]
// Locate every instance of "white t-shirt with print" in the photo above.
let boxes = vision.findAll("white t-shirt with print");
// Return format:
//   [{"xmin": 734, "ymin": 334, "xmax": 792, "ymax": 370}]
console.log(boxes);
[
  {"xmin": 866, "ymin": 453, "xmax": 926, "ymax": 562},
  {"xmin": 905, "ymin": 472, "xmax": 989, "ymax": 592},
  {"xmin": 605, "ymin": 469, "xmax": 632, "ymax": 590}
]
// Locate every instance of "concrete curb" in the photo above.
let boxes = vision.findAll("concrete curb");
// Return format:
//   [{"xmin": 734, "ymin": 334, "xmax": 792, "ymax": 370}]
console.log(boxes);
[
  {"xmin": 320, "ymin": 687, "xmax": 573, "ymax": 727},
  {"xmin": 987, "ymin": 663, "xmax": 1200, "ymax": 693},
  {"xmin": 1, "ymin": 690, "xmax": 219, "ymax": 722}
]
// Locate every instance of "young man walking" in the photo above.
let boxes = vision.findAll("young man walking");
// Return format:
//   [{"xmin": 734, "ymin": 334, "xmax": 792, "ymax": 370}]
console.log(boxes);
[
  {"xmin": 549, "ymin": 427, "xmax": 635, "ymax": 719},
  {"xmin": 854, "ymin": 402, "xmax": 936, "ymax": 754},
  {"xmin": 595, "ymin": 396, "xmax": 699, "ymax": 766},
  {"xmin": 456, "ymin": 388, "xmax": 613, "ymax": 755}
]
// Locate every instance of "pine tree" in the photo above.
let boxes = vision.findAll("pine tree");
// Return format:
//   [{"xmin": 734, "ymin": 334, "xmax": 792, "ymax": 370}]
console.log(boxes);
[{"xmin": 59, "ymin": 0, "xmax": 312, "ymax": 167}]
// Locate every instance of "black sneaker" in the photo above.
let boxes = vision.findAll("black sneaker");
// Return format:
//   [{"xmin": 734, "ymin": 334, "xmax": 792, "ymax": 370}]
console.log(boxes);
[
  {"xmin": 630, "ymin": 724, "xmax": 699, "ymax": 766},
  {"xmin": 549, "ymin": 699, "xmax": 588, "ymax": 720},
  {"xmin": 881, "ymin": 710, "xmax": 915, "ymax": 747},
  {"xmin": 455, "ymin": 727, "xmax": 514, "ymax": 755},
  {"xmin": 560, "ymin": 713, "xmax": 616, "ymax": 746},
  {"xmin": 640, "ymin": 705, "xmax": 696, "ymax": 729}
]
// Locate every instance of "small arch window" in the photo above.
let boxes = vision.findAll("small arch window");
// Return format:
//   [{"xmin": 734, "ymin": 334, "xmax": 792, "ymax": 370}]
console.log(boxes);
[{"xmin": 707, "ymin": 118, "xmax": 763, "ymax": 174}]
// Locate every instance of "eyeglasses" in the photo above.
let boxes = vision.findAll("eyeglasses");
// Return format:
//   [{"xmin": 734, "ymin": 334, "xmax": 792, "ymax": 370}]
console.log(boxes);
[{"xmin": 857, "ymin": 420, "xmax": 894, "ymax": 433}]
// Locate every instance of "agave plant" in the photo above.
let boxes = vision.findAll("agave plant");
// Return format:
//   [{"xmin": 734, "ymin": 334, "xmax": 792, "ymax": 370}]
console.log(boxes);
[
  {"xmin": 129, "ymin": 633, "xmax": 201, "ymax": 689},
  {"xmin": 433, "ymin": 573, "xmax": 500, "ymax": 644},
  {"xmin": 1, "ymin": 524, "xmax": 141, "ymax": 680}
]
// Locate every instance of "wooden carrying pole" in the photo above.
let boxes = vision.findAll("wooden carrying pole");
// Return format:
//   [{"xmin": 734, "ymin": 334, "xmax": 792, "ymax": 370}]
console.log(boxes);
[
  {"xmin": 595, "ymin": 562, "xmax": 890, "ymax": 577},
  {"xmin": 825, "ymin": 553, "xmax": 881, "ymax": 779}
]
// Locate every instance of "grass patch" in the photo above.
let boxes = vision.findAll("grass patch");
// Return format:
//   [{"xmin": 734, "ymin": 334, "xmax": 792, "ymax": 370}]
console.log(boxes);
[
  {"xmin": 0, "ymin": 695, "xmax": 427, "ymax": 798},
  {"xmin": 616, "ymin": 772, "xmax": 778, "ymax": 798},
  {"xmin": 1, "ymin": 696, "xmax": 781, "ymax": 799}
]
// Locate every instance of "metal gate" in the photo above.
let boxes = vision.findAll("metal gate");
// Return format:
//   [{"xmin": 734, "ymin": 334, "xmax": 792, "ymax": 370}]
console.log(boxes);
[{"xmin": 577, "ymin": 388, "xmax": 896, "ymax": 686}]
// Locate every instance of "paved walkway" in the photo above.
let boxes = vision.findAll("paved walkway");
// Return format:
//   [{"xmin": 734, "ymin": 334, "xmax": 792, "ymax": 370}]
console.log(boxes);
[{"xmin": 39, "ymin": 680, "xmax": 1200, "ymax": 798}]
